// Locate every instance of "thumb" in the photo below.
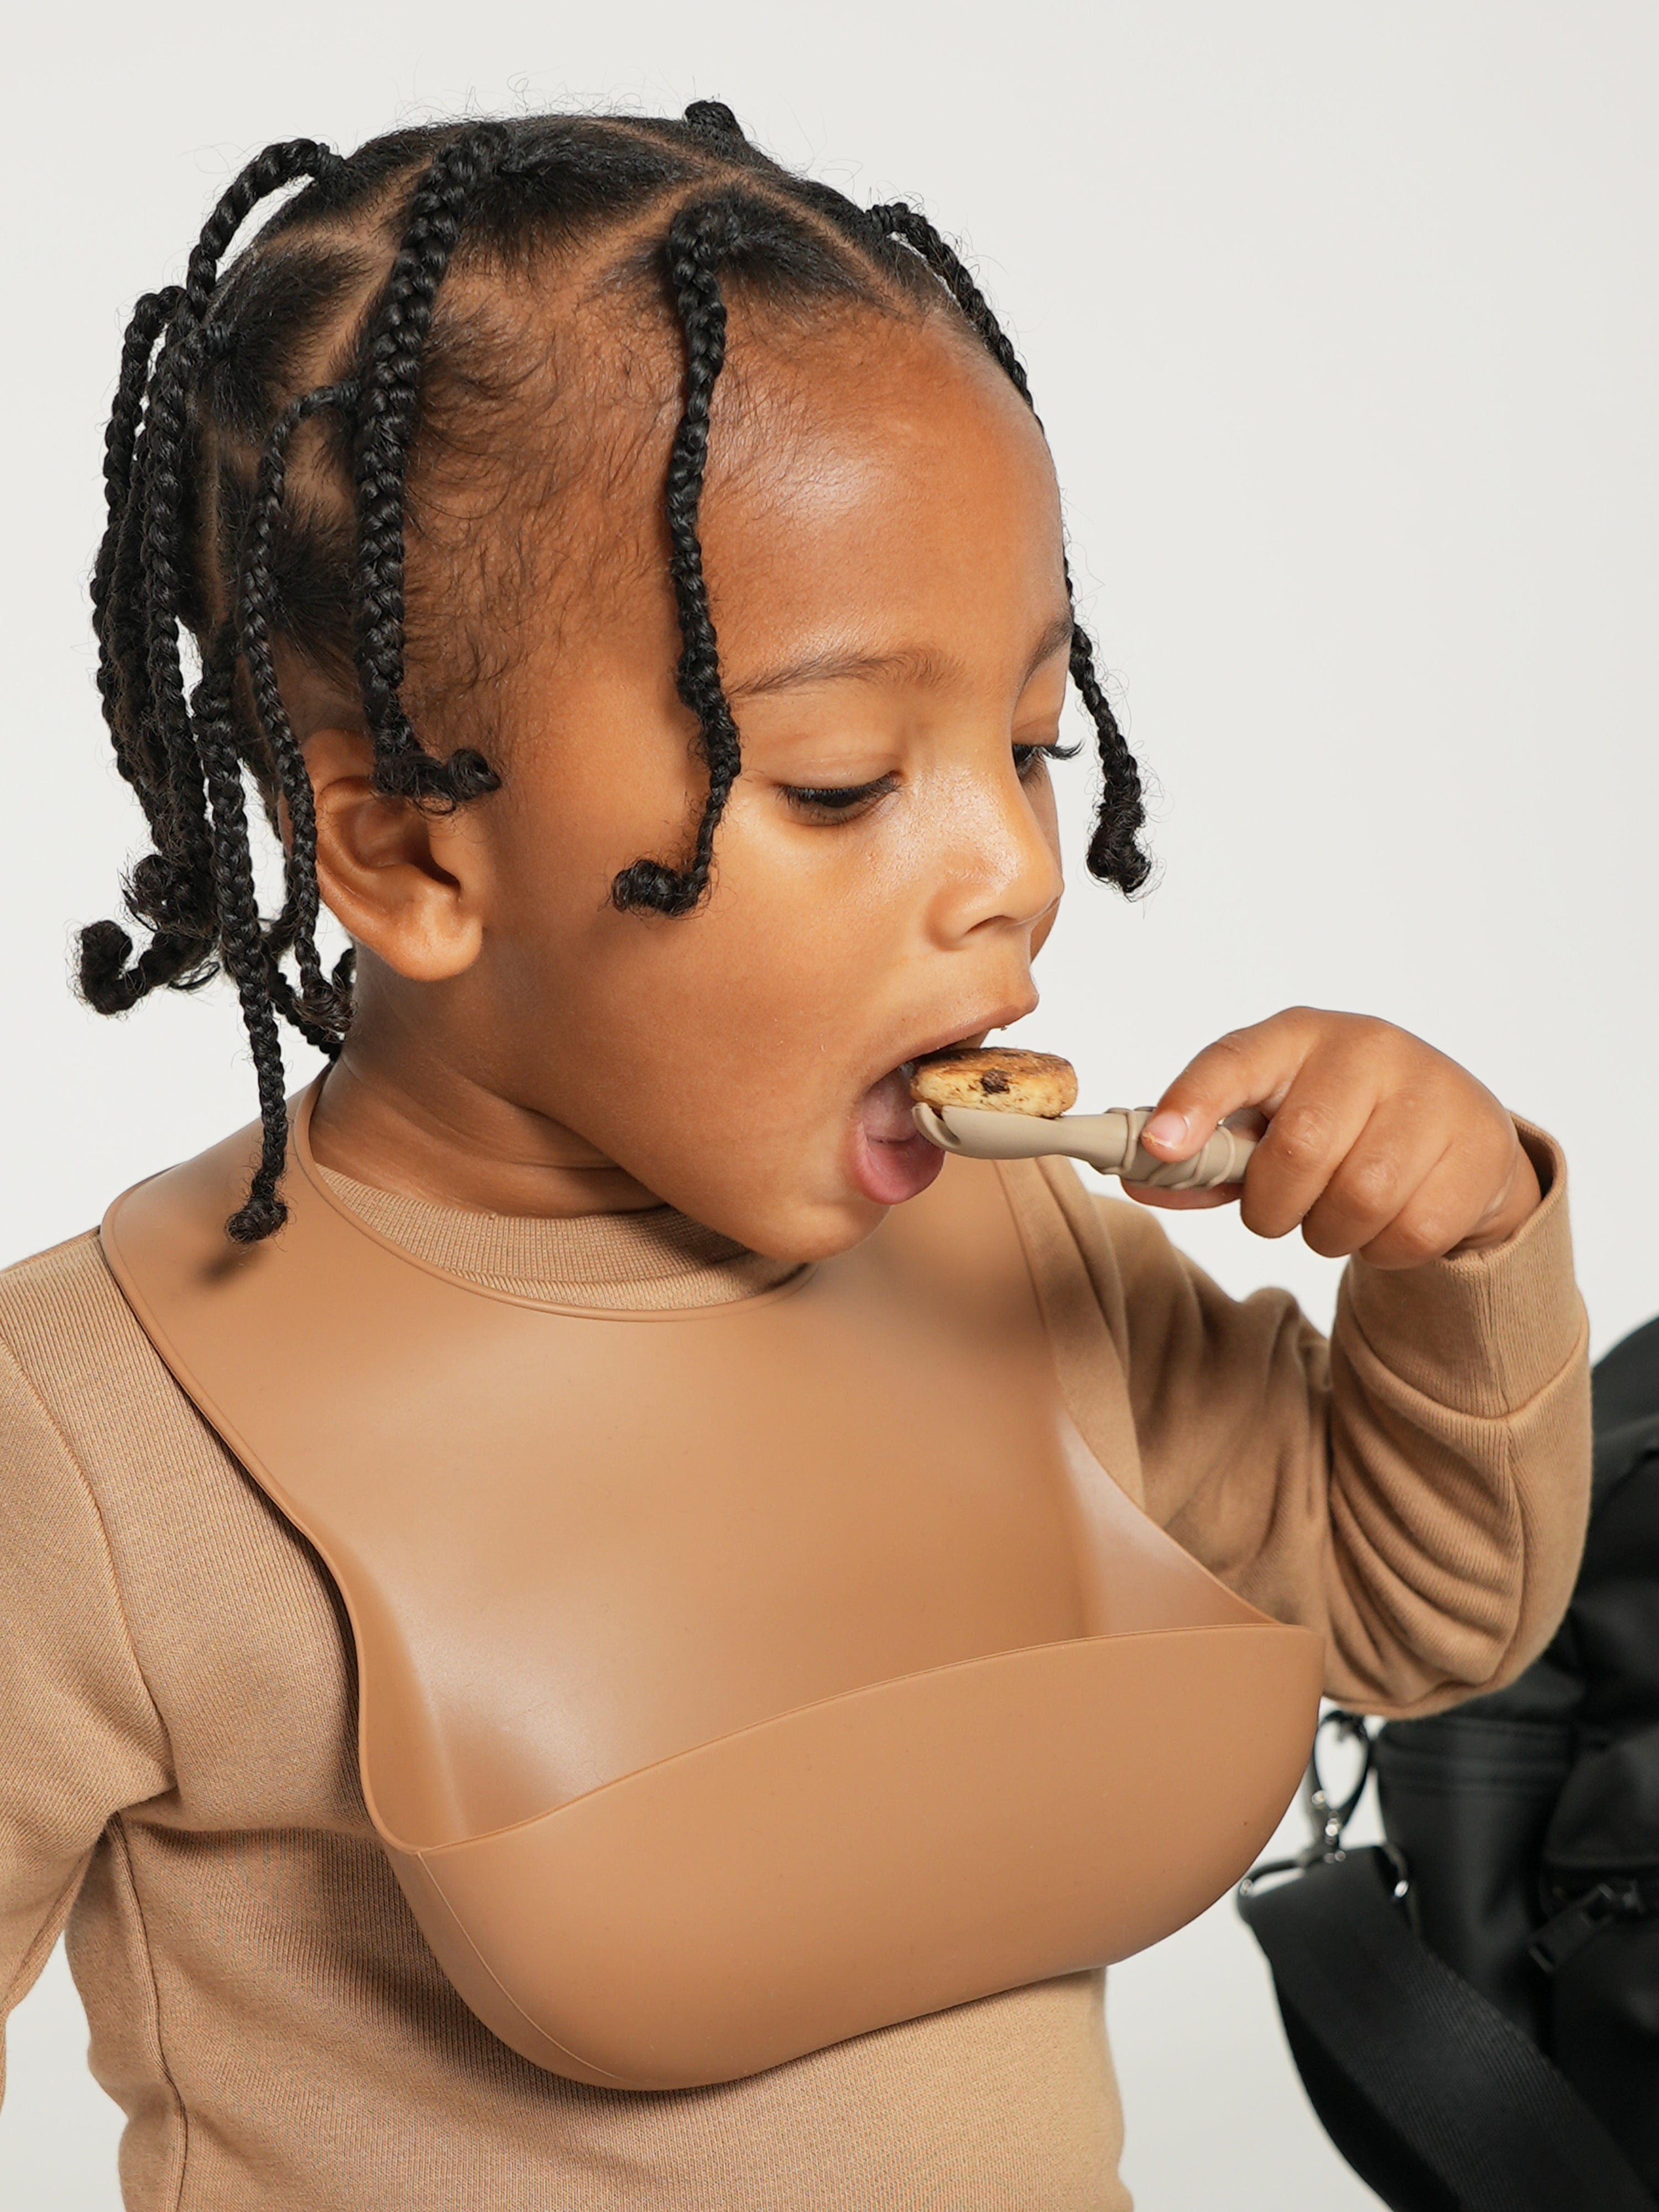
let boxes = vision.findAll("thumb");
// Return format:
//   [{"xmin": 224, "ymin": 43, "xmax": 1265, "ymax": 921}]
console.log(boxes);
[{"xmin": 1138, "ymin": 1016, "xmax": 1314, "ymax": 1161}]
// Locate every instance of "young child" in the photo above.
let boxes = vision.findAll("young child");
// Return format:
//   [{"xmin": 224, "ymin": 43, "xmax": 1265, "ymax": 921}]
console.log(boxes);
[{"xmin": 0, "ymin": 106, "xmax": 1589, "ymax": 2210}]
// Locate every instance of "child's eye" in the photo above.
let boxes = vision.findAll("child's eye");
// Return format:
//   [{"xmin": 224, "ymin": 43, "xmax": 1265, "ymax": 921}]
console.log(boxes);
[
  {"xmin": 780, "ymin": 774, "xmax": 900, "ymax": 822},
  {"xmin": 1015, "ymin": 740, "xmax": 1079, "ymax": 778},
  {"xmin": 781, "ymin": 743, "xmax": 1077, "ymax": 823}
]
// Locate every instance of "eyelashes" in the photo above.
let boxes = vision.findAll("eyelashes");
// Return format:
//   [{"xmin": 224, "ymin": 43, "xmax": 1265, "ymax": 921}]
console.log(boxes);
[
  {"xmin": 781, "ymin": 743, "xmax": 1076, "ymax": 823},
  {"xmin": 782, "ymin": 773, "xmax": 899, "ymax": 816}
]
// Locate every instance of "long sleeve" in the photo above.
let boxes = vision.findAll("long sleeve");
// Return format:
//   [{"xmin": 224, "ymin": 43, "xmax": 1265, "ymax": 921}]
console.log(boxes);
[
  {"xmin": 0, "ymin": 1327, "xmax": 172, "ymax": 2102},
  {"xmin": 1030, "ymin": 1124, "xmax": 1592, "ymax": 1718}
]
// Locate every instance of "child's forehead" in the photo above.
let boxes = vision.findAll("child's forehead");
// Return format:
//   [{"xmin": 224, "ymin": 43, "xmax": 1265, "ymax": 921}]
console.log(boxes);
[
  {"xmin": 428, "ymin": 276, "xmax": 1046, "ymax": 544},
  {"xmin": 514, "ymin": 342, "xmax": 1066, "ymax": 698}
]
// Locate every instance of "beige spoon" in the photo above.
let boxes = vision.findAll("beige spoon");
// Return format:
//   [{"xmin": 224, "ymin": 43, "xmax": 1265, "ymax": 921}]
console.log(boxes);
[{"xmin": 911, "ymin": 1102, "xmax": 1256, "ymax": 1192}]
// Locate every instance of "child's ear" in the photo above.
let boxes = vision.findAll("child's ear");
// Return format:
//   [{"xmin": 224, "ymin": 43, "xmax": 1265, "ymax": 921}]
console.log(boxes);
[{"xmin": 304, "ymin": 726, "xmax": 487, "ymax": 982}]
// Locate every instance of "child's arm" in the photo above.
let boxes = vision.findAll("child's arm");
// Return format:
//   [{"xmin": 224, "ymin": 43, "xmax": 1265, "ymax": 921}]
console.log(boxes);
[
  {"xmin": 1032, "ymin": 1011, "xmax": 1590, "ymax": 1718},
  {"xmin": 0, "ymin": 1332, "xmax": 171, "ymax": 2098}
]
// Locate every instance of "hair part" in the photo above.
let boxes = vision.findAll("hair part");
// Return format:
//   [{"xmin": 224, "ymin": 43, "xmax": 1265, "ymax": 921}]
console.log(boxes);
[{"xmin": 83, "ymin": 103, "xmax": 1150, "ymax": 1239}]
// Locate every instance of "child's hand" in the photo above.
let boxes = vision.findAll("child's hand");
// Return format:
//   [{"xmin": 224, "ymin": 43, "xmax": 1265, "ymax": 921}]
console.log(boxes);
[{"xmin": 1131, "ymin": 1008, "xmax": 1542, "ymax": 1269}]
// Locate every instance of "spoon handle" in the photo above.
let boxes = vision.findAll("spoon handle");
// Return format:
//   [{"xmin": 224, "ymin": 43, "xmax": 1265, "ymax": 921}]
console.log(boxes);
[{"xmin": 912, "ymin": 1104, "xmax": 1256, "ymax": 1191}]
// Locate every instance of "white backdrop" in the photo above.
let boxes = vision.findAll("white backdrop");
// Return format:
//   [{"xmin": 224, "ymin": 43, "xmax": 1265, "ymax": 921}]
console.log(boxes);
[{"xmin": 2, "ymin": 4, "xmax": 1654, "ymax": 2206}]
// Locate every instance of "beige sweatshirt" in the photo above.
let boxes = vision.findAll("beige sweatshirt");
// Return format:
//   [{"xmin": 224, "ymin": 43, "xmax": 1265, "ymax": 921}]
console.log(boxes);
[{"xmin": 0, "ymin": 1131, "xmax": 1589, "ymax": 2211}]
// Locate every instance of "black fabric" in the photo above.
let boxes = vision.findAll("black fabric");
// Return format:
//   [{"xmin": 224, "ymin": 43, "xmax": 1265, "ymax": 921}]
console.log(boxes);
[
  {"xmin": 1376, "ymin": 1314, "xmax": 1659, "ymax": 2188},
  {"xmin": 1240, "ymin": 1849, "xmax": 1655, "ymax": 2212},
  {"xmin": 1372, "ymin": 1710, "xmax": 1573, "ymax": 2041},
  {"xmin": 1240, "ymin": 1316, "xmax": 1659, "ymax": 2206}
]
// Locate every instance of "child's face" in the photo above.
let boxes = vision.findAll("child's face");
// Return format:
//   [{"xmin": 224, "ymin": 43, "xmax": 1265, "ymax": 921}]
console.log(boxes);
[{"xmin": 332, "ymin": 317, "xmax": 1073, "ymax": 1262}]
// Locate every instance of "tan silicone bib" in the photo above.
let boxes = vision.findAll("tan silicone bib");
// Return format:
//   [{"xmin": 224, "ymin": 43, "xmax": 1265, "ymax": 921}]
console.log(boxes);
[{"xmin": 102, "ymin": 1086, "xmax": 1321, "ymax": 2089}]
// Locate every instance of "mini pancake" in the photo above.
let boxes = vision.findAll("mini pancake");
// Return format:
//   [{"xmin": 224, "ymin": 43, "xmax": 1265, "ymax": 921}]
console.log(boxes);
[{"xmin": 909, "ymin": 1048, "xmax": 1077, "ymax": 1119}]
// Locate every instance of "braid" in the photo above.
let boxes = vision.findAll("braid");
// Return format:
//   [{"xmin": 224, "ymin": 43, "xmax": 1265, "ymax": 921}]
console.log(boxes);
[
  {"xmin": 191, "ymin": 636, "xmax": 295, "ymax": 1240},
  {"xmin": 138, "ymin": 316, "xmax": 218, "ymax": 894},
  {"xmin": 92, "ymin": 287, "xmax": 181, "ymax": 747},
  {"xmin": 143, "ymin": 145, "xmax": 337, "ymax": 881},
  {"xmin": 237, "ymin": 381, "xmax": 360, "ymax": 1045},
  {"xmin": 182, "ymin": 140, "xmax": 338, "ymax": 321},
  {"xmin": 868, "ymin": 202, "xmax": 1150, "ymax": 895},
  {"xmin": 1067, "ymin": 628, "xmax": 1147, "ymax": 891},
  {"xmin": 82, "ymin": 139, "xmax": 338, "ymax": 1236},
  {"xmin": 611, "ymin": 200, "xmax": 744, "ymax": 915},
  {"xmin": 351, "ymin": 124, "xmax": 507, "ymax": 808},
  {"xmin": 867, "ymin": 203, "xmax": 1032, "ymax": 405}
]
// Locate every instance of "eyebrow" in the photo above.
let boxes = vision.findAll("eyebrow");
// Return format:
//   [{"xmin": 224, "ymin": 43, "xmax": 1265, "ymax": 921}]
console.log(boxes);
[{"xmin": 724, "ymin": 608, "xmax": 1076, "ymax": 703}]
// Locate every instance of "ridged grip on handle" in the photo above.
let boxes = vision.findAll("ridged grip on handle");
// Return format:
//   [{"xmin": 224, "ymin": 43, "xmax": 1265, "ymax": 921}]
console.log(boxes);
[
  {"xmin": 1109, "ymin": 1110, "xmax": 1256, "ymax": 1191},
  {"xmin": 911, "ymin": 1104, "xmax": 1256, "ymax": 1191}
]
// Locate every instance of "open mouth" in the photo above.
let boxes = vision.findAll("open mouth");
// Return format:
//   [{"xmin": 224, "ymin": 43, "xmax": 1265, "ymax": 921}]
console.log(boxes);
[
  {"xmin": 850, "ymin": 1063, "xmax": 943, "ymax": 1205},
  {"xmin": 849, "ymin": 1026, "xmax": 999, "ymax": 1206}
]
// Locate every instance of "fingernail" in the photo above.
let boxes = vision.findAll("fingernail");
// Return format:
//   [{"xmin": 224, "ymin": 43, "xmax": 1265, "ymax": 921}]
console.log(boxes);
[{"xmin": 1143, "ymin": 1110, "xmax": 1190, "ymax": 1152}]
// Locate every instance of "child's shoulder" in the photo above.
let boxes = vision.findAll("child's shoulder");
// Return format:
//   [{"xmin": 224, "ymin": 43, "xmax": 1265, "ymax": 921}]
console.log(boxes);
[
  {"xmin": 0, "ymin": 1222, "xmax": 124, "ymax": 1343},
  {"xmin": 0, "ymin": 1224, "xmax": 168, "ymax": 1440}
]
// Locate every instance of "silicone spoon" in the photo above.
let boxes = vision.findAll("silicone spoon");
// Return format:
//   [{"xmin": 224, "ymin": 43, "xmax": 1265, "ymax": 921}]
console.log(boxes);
[{"xmin": 911, "ymin": 1102, "xmax": 1256, "ymax": 1192}]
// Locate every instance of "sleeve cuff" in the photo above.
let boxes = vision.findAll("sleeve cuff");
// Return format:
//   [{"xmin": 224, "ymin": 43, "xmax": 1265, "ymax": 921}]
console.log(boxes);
[{"xmin": 1339, "ymin": 1119, "xmax": 1584, "ymax": 1419}]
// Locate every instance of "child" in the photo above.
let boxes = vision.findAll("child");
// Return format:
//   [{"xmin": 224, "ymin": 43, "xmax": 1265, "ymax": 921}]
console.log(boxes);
[{"xmin": 0, "ymin": 106, "xmax": 1589, "ymax": 2210}]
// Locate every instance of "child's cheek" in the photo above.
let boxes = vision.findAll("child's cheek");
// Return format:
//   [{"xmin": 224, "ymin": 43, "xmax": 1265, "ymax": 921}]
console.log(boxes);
[{"xmin": 565, "ymin": 853, "xmax": 917, "ymax": 1248}]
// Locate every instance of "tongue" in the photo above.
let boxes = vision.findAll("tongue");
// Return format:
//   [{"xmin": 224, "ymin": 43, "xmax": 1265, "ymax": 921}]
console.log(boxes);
[
  {"xmin": 852, "ymin": 1066, "xmax": 946, "ymax": 1206},
  {"xmin": 860, "ymin": 1065, "xmax": 920, "ymax": 1144}
]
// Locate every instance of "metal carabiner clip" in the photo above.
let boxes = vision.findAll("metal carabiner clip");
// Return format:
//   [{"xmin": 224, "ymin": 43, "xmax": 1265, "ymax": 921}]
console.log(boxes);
[{"xmin": 1237, "ymin": 1708, "xmax": 1387, "ymax": 1898}]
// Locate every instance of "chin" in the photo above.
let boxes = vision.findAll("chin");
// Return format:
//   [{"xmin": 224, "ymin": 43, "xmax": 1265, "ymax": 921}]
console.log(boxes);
[{"xmin": 737, "ymin": 1189, "xmax": 891, "ymax": 1269}]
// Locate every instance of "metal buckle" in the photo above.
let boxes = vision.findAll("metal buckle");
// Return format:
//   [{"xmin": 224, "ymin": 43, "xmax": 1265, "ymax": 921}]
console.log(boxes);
[{"xmin": 1237, "ymin": 1709, "xmax": 1387, "ymax": 1898}]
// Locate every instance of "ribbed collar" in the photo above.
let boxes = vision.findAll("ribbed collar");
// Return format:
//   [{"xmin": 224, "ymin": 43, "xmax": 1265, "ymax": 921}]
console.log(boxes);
[{"xmin": 316, "ymin": 1165, "xmax": 800, "ymax": 1312}]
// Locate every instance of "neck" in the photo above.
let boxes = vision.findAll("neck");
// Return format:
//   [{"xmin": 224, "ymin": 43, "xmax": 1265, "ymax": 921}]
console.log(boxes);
[{"xmin": 308, "ymin": 1044, "xmax": 662, "ymax": 1220}]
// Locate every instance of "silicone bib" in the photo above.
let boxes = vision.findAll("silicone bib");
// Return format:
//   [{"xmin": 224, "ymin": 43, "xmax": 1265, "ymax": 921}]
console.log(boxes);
[{"xmin": 102, "ymin": 1088, "xmax": 1321, "ymax": 2088}]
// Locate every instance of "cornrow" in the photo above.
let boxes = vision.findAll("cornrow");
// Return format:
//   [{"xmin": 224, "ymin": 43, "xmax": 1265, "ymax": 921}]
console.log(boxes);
[
  {"xmin": 84, "ymin": 105, "xmax": 1151, "ymax": 1241},
  {"xmin": 868, "ymin": 202, "xmax": 1150, "ymax": 895}
]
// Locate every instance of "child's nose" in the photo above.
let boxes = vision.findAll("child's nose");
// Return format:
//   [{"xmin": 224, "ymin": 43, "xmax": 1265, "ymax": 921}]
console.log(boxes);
[{"xmin": 928, "ymin": 766, "xmax": 1065, "ymax": 946}]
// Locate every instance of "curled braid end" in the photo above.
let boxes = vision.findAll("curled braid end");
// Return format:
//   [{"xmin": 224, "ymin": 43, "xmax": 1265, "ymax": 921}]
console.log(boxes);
[
  {"xmin": 1085, "ymin": 815, "xmax": 1154, "ymax": 898},
  {"xmin": 1069, "ymin": 625, "xmax": 1152, "ymax": 897},
  {"xmin": 77, "ymin": 917, "xmax": 214, "ymax": 1013},
  {"xmin": 77, "ymin": 919, "xmax": 145, "ymax": 1011},
  {"xmin": 609, "ymin": 857, "xmax": 706, "ymax": 916},
  {"xmin": 372, "ymin": 745, "xmax": 502, "ymax": 809},
  {"xmin": 226, "ymin": 1188, "xmax": 289, "ymax": 1244}
]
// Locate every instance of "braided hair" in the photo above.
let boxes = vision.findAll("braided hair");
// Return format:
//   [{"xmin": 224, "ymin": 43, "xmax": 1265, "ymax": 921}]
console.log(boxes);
[{"xmin": 85, "ymin": 104, "xmax": 1150, "ymax": 1240}]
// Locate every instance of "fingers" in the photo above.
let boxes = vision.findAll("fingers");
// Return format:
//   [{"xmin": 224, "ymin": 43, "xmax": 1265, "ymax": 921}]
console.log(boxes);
[
  {"xmin": 1351, "ymin": 1145, "xmax": 1477, "ymax": 1270},
  {"xmin": 1130, "ymin": 1009, "xmax": 1538, "ymax": 1266},
  {"xmin": 1237, "ymin": 1074, "xmax": 1381, "ymax": 1241},
  {"xmin": 1355, "ymin": 1118, "xmax": 1541, "ymax": 1269},
  {"xmin": 1140, "ymin": 1009, "xmax": 1332, "ymax": 1164},
  {"xmin": 1293, "ymin": 1098, "xmax": 1453, "ymax": 1259}
]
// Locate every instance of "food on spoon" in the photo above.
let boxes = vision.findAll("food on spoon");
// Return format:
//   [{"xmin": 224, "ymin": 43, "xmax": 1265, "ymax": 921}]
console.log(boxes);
[{"xmin": 909, "ymin": 1047, "xmax": 1078, "ymax": 1119}]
